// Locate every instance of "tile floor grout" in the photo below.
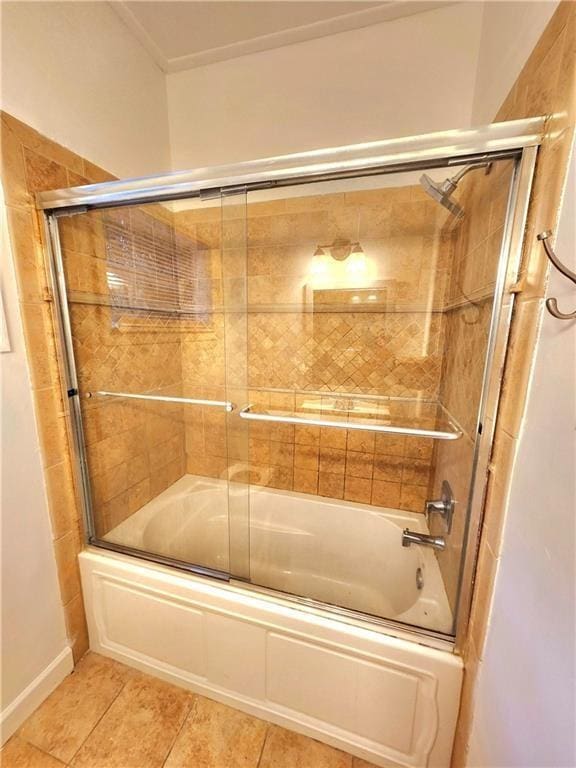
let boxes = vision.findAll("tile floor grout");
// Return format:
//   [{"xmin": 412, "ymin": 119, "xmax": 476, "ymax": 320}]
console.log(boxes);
[
  {"xmin": 255, "ymin": 723, "xmax": 271, "ymax": 768},
  {"xmin": 13, "ymin": 650, "xmax": 134, "ymax": 767},
  {"xmin": 23, "ymin": 738, "xmax": 67, "ymax": 766},
  {"xmin": 63, "ymin": 654, "xmax": 130, "ymax": 767},
  {"xmin": 159, "ymin": 694, "xmax": 198, "ymax": 768}
]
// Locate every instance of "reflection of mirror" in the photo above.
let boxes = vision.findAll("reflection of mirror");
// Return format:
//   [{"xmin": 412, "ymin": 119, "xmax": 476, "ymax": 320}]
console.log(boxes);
[{"xmin": 311, "ymin": 285, "xmax": 388, "ymax": 312}]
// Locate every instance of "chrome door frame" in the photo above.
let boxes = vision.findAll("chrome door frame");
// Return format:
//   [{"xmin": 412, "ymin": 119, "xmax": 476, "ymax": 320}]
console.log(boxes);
[
  {"xmin": 40, "ymin": 121, "xmax": 541, "ymax": 649},
  {"xmin": 37, "ymin": 117, "xmax": 544, "ymax": 212},
  {"xmin": 451, "ymin": 145, "xmax": 538, "ymax": 650}
]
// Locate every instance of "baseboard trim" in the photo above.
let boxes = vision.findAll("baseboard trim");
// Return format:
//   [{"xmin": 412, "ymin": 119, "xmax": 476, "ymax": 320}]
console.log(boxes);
[{"xmin": 1, "ymin": 646, "xmax": 74, "ymax": 745}]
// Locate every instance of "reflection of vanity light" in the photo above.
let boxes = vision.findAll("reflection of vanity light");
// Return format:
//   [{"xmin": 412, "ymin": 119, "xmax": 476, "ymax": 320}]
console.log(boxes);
[
  {"xmin": 309, "ymin": 241, "xmax": 370, "ymax": 287},
  {"xmin": 310, "ymin": 246, "xmax": 330, "ymax": 277},
  {"xmin": 345, "ymin": 245, "xmax": 367, "ymax": 276},
  {"xmin": 351, "ymin": 295, "xmax": 361, "ymax": 303},
  {"xmin": 368, "ymin": 294, "xmax": 377, "ymax": 301}
]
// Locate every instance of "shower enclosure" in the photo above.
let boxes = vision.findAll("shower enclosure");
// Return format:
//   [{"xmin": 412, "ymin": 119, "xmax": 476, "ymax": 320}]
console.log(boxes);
[{"xmin": 39, "ymin": 120, "xmax": 539, "ymax": 646}]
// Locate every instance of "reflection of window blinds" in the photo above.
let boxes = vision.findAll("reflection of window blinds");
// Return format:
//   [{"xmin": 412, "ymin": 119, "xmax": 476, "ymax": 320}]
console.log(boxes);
[{"xmin": 103, "ymin": 208, "xmax": 213, "ymax": 318}]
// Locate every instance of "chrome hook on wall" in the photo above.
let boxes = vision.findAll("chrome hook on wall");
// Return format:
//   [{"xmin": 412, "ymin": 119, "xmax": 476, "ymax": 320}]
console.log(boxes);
[{"xmin": 537, "ymin": 230, "xmax": 576, "ymax": 320}]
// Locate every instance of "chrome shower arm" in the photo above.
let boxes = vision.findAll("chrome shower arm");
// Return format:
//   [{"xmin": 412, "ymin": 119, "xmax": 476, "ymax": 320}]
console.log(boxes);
[{"xmin": 450, "ymin": 162, "xmax": 492, "ymax": 185}]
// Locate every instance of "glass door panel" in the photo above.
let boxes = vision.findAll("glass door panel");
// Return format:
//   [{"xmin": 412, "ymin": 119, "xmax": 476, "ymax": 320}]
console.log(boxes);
[
  {"xmin": 241, "ymin": 160, "xmax": 517, "ymax": 633},
  {"xmin": 56, "ymin": 199, "xmax": 233, "ymax": 574}
]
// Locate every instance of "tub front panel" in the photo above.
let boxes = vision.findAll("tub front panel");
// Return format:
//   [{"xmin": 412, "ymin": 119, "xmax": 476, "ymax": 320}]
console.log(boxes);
[{"xmin": 80, "ymin": 549, "xmax": 462, "ymax": 768}]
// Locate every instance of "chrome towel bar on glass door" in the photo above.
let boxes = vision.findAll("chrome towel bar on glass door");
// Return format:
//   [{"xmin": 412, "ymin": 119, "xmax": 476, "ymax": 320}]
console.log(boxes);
[
  {"xmin": 87, "ymin": 390, "xmax": 235, "ymax": 411},
  {"xmin": 238, "ymin": 404, "xmax": 461, "ymax": 440}
]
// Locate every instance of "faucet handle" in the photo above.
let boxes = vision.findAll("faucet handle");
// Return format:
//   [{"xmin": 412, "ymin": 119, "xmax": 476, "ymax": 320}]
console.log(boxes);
[{"xmin": 424, "ymin": 480, "xmax": 454, "ymax": 534}]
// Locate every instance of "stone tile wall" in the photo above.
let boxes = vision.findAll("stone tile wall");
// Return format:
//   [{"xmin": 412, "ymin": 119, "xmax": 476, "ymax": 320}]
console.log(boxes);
[{"xmin": 176, "ymin": 185, "xmax": 455, "ymax": 513}]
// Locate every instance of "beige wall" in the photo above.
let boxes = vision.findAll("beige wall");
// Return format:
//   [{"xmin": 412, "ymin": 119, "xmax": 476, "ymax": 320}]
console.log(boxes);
[
  {"xmin": 472, "ymin": 1, "xmax": 560, "ymax": 123},
  {"xmin": 0, "ymin": 0, "xmax": 559, "ymax": 180},
  {"xmin": 0, "ymin": 0, "xmax": 198, "ymax": 732},
  {"xmin": 0, "ymin": 1, "xmax": 170, "ymax": 178},
  {"xmin": 166, "ymin": 3, "xmax": 483, "ymax": 169}
]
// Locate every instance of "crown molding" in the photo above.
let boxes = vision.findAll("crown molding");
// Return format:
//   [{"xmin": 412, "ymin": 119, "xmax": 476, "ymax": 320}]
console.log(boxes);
[{"xmin": 111, "ymin": 1, "xmax": 456, "ymax": 73}]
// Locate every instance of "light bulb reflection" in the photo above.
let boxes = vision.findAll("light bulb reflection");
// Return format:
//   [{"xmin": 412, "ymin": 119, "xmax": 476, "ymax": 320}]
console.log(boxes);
[
  {"xmin": 310, "ymin": 250, "xmax": 330, "ymax": 279},
  {"xmin": 345, "ymin": 250, "xmax": 367, "ymax": 277}
]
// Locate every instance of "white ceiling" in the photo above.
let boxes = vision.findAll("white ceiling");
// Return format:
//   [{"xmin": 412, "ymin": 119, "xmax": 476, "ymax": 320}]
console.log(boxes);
[{"xmin": 111, "ymin": 1, "xmax": 456, "ymax": 72}]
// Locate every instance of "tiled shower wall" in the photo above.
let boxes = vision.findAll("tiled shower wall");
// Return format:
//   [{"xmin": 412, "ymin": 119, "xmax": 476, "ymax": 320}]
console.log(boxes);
[{"xmin": 175, "ymin": 186, "xmax": 455, "ymax": 513}]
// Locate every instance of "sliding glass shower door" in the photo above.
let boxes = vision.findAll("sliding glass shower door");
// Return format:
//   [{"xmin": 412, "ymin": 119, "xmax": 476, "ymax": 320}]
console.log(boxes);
[{"xmin": 51, "ymin": 149, "xmax": 521, "ymax": 637}]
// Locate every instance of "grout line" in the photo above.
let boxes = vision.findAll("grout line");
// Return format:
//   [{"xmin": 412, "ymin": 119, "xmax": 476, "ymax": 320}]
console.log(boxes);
[
  {"xmin": 11, "ymin": 737, "xmax": 68, "ymax": 767},
  {"xmin": 64, "ymin": 655, "xmax": 132, "ymax": 764},
  {"xmin": 15, "ymin": 653, "xmax": 129, "ymax": 766},
  {"xmin": 255, "ymin": 724, "xmax": 270, "ymax": 768},
  {"xmin": 160, "ymin": 693, "xmax": 197, "ymax": 768}
]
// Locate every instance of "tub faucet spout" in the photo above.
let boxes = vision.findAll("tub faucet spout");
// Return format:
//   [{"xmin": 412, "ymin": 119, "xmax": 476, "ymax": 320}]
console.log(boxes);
[{"xmin": 402, "ymin": 528, "xmax": 446, "ymax": 551}]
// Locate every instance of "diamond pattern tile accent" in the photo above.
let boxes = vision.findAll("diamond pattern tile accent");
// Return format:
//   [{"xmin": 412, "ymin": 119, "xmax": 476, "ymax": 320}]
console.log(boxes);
[
  {"xmin": 176, "ymin": 187, "xmax": 452, "ymax": 512},
  {"xmin": 247, "ymin": 312, "xmax": 444, "ymax": 398}
]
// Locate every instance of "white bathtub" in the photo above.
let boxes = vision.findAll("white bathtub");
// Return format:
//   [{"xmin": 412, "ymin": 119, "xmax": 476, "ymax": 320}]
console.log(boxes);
[
  {"xmin": 103, "ymin": 475, "xmax": 452, "ymax": 634},
  {"xmin": 81, "ymin": 476, "xmax": 462, "ymax": 768}
]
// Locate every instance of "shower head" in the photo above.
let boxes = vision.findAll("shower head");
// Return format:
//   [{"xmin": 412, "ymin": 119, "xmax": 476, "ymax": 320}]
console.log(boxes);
[
  {"xmin": 419, "ymin": 173, "xmax": 464, "ymax": 218},
  {"xmin": 419, "ymin": 162, "xmax": 492, "ymax": 219}
]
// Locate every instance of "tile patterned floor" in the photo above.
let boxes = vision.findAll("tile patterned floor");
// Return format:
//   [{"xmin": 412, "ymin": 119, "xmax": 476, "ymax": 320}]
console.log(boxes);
[{"xmin": 2, "ymin": 653, "xmax": 380, "ymax": 768}]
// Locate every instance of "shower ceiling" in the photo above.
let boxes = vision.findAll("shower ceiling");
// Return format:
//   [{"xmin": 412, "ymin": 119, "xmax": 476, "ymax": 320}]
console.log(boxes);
[{"xmin": 111, "ymin": 0, "xmax": 458, "ymax": 71}]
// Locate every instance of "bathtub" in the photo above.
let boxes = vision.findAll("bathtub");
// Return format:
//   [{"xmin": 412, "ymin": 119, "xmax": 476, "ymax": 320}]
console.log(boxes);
[
  {"xmin": 80, "ymin": 475, "xmax": 462, "ymax": 767},
  {"xmin": 103, "ymin": 475, "xmax": 453, "ymax": 634}
]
